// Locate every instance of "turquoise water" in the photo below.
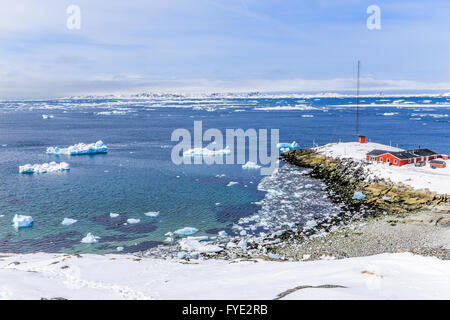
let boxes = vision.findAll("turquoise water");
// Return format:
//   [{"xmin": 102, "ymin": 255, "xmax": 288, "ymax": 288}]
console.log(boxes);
[{"xmin": 0, "ymin": 95, "xmax": 448, "ymax": 253}]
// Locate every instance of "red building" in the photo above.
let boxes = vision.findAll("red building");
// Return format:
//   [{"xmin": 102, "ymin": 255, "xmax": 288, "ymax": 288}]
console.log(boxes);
[{"xmin": 366, "ymin": 148, "xmax": 440, "ymax": 166}]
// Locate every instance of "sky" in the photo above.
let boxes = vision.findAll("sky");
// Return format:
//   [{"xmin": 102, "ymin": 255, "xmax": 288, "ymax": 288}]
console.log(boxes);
[{"xmin": 1, "ymin": 0, "xmax": 450, "ymax": 98}]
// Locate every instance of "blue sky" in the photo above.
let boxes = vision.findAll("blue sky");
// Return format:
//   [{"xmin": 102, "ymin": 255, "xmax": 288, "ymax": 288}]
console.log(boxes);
[{"xmin": 1, "ymin": 0, "xmax": 450, "ymax": 98}]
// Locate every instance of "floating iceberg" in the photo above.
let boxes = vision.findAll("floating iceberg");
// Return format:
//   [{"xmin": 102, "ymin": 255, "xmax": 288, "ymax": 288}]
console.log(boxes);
[
  {"xmin": 61, "ymin": 218, "xmax": 77, "ymax": 226},
  {"xmin": 144, "ymin": 211, "xmax": 160, "ymax": 217},
  {"xmin": 226, "ymin": 181, "xmax": 238, "ymax": 187},
  {"xmin": 242, "ymin": 161, "xmax": 261, "ymax": 170},
  {"xmin": 19, "ymin": 162, "xmax": 70, "ymax": 174},
  {"xmin": 218, "ymin": 230, "xmax": 228, "ymax": 237},
  {"xmin": 81, "ymin": 233, "xmax": 100, "ymax": 244},
  {"xmin": 110, "ymin": 212, "xmax": 119, "ymax": 218},
  {"xmin": 116, "ymin": 246, "xmax": 124, "ymax": 252},
  {"xmin": 127, "ymin": 218, "xmax": 140, "ymax": 224},
  {"xmin": 183, "ymin": 146, "xmax": 230, "ymax": 157},
  {"xmin": 352, "ymin": 191, "xmax": 366, "ymax": 200},
  {"xmin": 42, "ymin": 114, "xmax": 54, "ymax": 119},
  {"xmin": 47, "ymin": 140, "xmax": 107, "ymax": 155},
  {"xmin": 277, "ymin": 141, "xmax": 300, "ymax": 153},
  {"xmin": 174, "ymin": 227, "xmax": 198, "ymax": 236},
  {"xmin": 13, "ymin": 214, "xmax": 33, "ymax": 228}
]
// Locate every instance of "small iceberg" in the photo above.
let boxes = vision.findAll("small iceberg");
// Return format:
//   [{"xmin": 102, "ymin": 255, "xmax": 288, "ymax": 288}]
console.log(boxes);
[
  {"xmin": 183, "ymin": 146, "xmax": 231, "ymax": 157},
  {"xmin": 81, "ymin": 233, "xmax": 100, "ymax": 244},
  {"xmin": 127, "ymin": 218, "xmax": 140, "ymax": 224},
  {"xmin": 277, "ymin": 141, "xmax": 300, "ymax": 153},
  {"xmin": 13, "ymin": 214, "xmax": 33, "ymax": 229},
  {"xmin": 352, "ymin": 191, "xmax": 366, "ymax": 200},
  {"xmin": 61, "ymin": 218, "xmax": 77, "ymax": 226},
  {"xmin": 174, "ymin": 227, "xmax": 198, "ymax": 236},
  {"xmin": 144, "ymin": 211, "xmax": 160, "ymax": 217},
  {"xmin": 110, "ymin": 212, "xmax": 119, "ymax": 218},
  {"xmin": 19, "ymin": 162, "xmax": 70, "ymax": 174},
  {"xmin": 226, "ymin": 181, "xmax": 238, "ymax": 187},
  {"xmin": 42, "ymin": 114, "xmax": 54, "ymax": 119},
  {"xmin": 218, "ymin": 230, "xmax": 228, "ymax": 237},
  {"xmin": 242, "ymin": 161, "xmax": 261, "ymax": 170},
  {"xmin": 47, "ymin": 140, "xmax": 107, "ymax": 155}
]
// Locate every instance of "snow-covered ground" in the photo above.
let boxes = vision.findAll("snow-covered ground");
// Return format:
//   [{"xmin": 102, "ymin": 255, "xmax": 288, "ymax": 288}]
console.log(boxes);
[
  {"xmin": 0, "ymin": 252, "xmax": 448, "ymax": 300},
  {"xmin": 315, "ymin": 142, "xmax": 450, "ymax": 194}
]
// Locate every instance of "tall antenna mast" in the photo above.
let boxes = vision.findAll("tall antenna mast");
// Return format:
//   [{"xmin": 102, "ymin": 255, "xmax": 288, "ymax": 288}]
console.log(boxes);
[{"xmin": 356, "ymin": 60, "xmax": 360, "ymax": 136}]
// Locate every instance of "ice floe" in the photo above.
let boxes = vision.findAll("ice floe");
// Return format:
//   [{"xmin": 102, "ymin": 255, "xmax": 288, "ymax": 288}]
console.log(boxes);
[
  {"xmin": 183, "ymin": 146, "xmax": 231, "ymax": 157},
  {"xmin": 127, "ymin": 218, "xmax": 141, "ymax": 224},
  {"xmin": 218, "ymin": 230, "xmax": 228, "ymax": 237},
  {"xmin": 61, "ymin": 218, "xmax": 77, "ymax": 226},
  {"xmin": 81, "ymin": 233, "xmax": 100, "ymax": 244},
  {"xmin": 47, "ymin": 140, "xmax": 107, "ymax": 155},
  {"xmin": 242, "ymin": 161, "xmax": 261, "ymax": 169},
  {"xmin": 174, "ymin": 227, "xmax": 198, "ymax": 236},
  {"xmin": 144, "ymin": 211, "xmax": 160, "ymax": 217},
  {"xmin": 226, "ymin": 181, "xmax": 238, "ymax": 187},
  {"xmin": 110, "ymin": 213, "xmax": 119, "ymax": 218},
  {"xmin": 13, "ymin": 215, "xmax": 33, "ymax": 229},
  {"xmin": 19, "ymin": 162, "xmax": 70, "ymax": 174},
  {"xmin": 277, "ymin": 141, "xmax": 300, "ymax": 153}
]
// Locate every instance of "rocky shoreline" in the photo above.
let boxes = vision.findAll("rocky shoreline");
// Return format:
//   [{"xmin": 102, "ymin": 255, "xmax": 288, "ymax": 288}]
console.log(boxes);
[
  {"xmin": 281, "ymin": 148, "xmax": 449, "ymax": 215},
  {"xmin": 142, "ymin": 147, "xmax": 449, "ymax": 262}
]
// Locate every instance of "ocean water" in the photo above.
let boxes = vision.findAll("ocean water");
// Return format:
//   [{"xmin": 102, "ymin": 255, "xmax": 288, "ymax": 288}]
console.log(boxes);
[{"xmin": 0, "ymin": 95, "xmax": 449, "ymax": 253}]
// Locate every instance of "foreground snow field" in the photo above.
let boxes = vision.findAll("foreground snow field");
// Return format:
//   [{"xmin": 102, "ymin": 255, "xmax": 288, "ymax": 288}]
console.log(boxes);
[
  {"xmin": 315, "ymin": 142, "xmax": 450, "ymax": 194},
  {"xmin": 0, "ymin": 252, "xmax": 449, "ymax": 300}
]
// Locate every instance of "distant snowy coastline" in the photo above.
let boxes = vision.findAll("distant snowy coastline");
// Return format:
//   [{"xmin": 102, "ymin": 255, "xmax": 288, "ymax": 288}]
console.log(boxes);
[{"xmin": 51, "ymin": 90, "xmax": 450, "ymax": 101}]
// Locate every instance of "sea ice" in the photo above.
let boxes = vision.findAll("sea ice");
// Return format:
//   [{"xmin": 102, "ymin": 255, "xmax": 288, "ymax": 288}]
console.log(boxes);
[
  {"xmin": 144, "ymin": 211, "xmax": 160, "ymax": 217},
  {"xmin": 179, "ymin": 238, "xmax": 222, "ymax": 253},
  {"xmin": 61, "ymin": 218, "xmax": 77, "ymax": 226},
  {"xmin": 19, "ymin": 162, "xmax": 70, "ymax": 174},
  {"xmin": 81, "ymin": 233, "xmax": 100, "ymax": 244},
  {"xmin": 277, "ymin": 141, "xmax": 300, "ymax": 152},
  {"xmin": 174, "ymin": 227, "xmax": 198, "ymax": 236},
  {"xmin": 183, "ymin": 146, "xmax": 230, "ymax": 157},
  {"xmin": 237, "ymin": 239, "xmax": 247, "ymax": 250},
  {"xmin": 13, "ymin": 214, "xmax": 33, "ymax": 228},
  {"xmin": 304, "ymin": 220, "xmax": 318, "ymax": 230},
  {"xmin": 127, "ymin": 218, "xmax": 140, "ymax": 224},
  {"xmin": 352, "ymin": 191, "xmax": 366, "ymax": 200},
  {"xmin": 46, "ymin": 140, "xmax": 107, "ymax": 155},
  {"xmin": 218, "ymin": 230, "xmax": 228, "ymax": 237},
  {"xmin": 242, "ymin": 161, "xmax": 261, "ymax": 169}
]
